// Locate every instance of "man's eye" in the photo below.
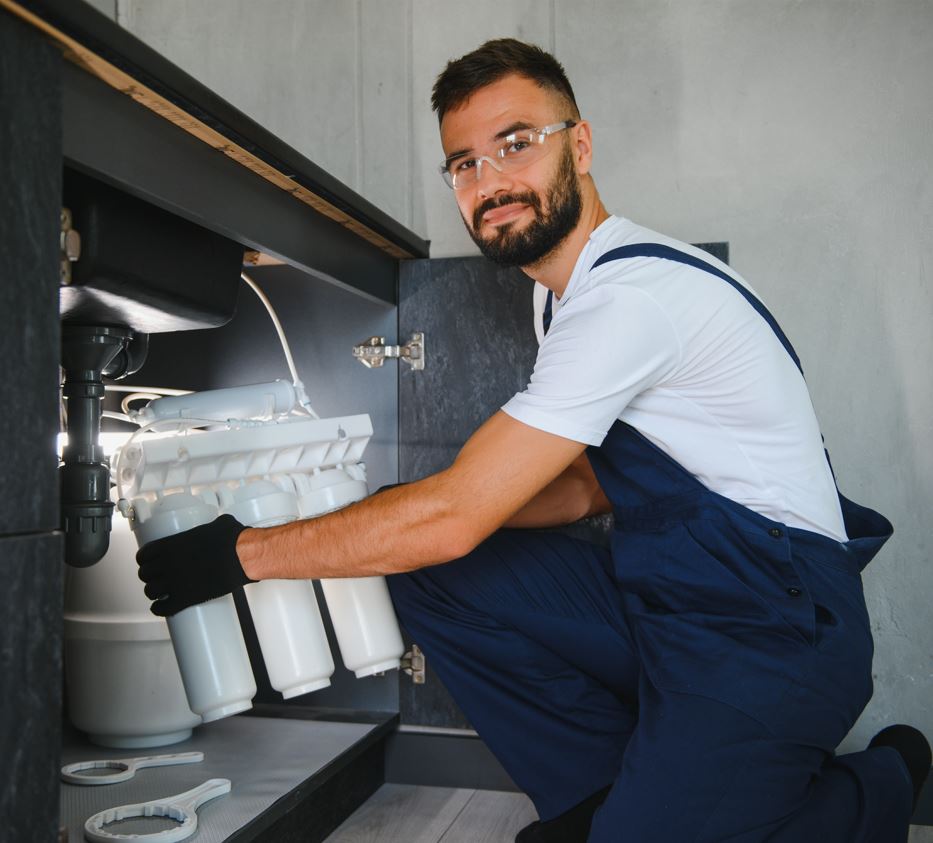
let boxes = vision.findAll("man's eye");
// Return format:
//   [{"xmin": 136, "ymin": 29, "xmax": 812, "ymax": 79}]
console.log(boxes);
[
  {"xmin": 455, "ymin": 158, "xmax": 477, "ymax": 173},
  {"xmin": 505, "ymin": 140, "xmax": 532, "ymax": 155}
]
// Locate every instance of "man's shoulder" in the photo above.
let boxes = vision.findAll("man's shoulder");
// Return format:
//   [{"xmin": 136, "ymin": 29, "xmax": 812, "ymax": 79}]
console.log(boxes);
[
  {"xmin": 581, "ymin": 217, "xmax": 748, "ymax": 299},
  {"xmin": 589, "ymin": 218, "xmax": 722, "ymax": 274}
]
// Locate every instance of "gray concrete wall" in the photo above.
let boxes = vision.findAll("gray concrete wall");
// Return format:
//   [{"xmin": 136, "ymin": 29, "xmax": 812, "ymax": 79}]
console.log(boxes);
[
  {"xmin": 83, "ymin": 0, "xmax": 116, "ymax": 19},
  {"xmin": 117, "ymin": 0, "xmax": 932, "ymax": 751},
  {"xmin": 117, "ymin": 0, "xmax": 412, "ymax": 230}
]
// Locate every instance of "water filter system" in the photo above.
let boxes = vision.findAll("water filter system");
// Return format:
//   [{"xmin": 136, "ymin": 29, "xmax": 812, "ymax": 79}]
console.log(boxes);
[
  {"xmin": 115, "ymin": 389, "xmax": 404, "ymax": 733},
  {"xmin": 62, "ymin": 272, "xmax": 405, "ymax": 746}
]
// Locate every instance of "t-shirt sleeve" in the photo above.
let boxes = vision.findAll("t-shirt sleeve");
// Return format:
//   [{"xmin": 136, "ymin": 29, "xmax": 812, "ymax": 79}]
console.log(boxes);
[{"xmin": 502, "ymin": 282, "xmax": 681, "ymax": 445}]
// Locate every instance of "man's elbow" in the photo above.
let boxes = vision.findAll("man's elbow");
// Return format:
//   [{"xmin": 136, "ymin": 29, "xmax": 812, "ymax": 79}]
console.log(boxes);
[
  {"xmin": 430, "ymin": 489, "xmax": 501, "ymax": 561},
  {"xmin": 422, "ymin": 469, "xmax": 495, "ymax": 562},
  {"xmin": 436, "ymin": 517, "xmax": 485, "ymax": 562}
]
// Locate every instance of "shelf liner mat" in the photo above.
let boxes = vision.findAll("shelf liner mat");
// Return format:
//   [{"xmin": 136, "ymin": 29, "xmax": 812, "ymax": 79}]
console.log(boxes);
[{"xmin": 60, "ymin": 715, "xmax": 377, "ymax": 841}]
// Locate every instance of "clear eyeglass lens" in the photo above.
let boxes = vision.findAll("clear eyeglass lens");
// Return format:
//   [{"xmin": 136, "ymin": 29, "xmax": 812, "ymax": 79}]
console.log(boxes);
[
  {"xmin": 443, "ymin": 123, "xmax": 573, "ymax": 189},
  {"xmin": 446, "ymin": 135, "xmax": 542, "ymax": 189},
  {"xmin": 497, "ymin": 132, "xmax": 541, "ymax": 164}
]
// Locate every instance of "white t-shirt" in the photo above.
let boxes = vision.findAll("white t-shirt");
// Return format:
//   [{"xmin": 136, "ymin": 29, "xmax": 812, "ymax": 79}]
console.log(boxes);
[{"xmin": 502, "ymin": 215, "xmax": 847, "ymax": 541}]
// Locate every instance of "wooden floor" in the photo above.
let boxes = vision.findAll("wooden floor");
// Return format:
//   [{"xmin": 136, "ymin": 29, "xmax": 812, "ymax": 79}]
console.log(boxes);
[
  {"xmin": 323, "ymin": 785, "xmax": 536, "ymax": 843},
  {"xmin": 324, "ymin": 784, "xmax": 933, "ymax": 843}
]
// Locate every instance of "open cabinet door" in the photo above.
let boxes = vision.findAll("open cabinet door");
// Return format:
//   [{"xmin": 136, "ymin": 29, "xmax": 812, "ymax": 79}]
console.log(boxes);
[{"xmin": 397, "ymin": 256, "xmax": 536, "ymax": 728}]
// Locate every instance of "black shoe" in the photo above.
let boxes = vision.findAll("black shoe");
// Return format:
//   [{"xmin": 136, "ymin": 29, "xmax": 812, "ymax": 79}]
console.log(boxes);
[
  {"xmin": 515, "ymin": 785, "xmax": 611, "ymax": 843},
  {"xmin": 869, "ymin": 724, "xmax": 931, "ymax": 809}
]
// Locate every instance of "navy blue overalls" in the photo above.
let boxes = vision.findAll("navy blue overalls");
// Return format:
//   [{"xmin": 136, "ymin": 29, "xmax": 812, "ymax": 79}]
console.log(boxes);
[{"xmin": 387, "ymin": 246, "xmax": 913, "ymax": 841}]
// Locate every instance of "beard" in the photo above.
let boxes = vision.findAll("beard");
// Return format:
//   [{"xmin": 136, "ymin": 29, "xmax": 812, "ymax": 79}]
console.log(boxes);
[{"xmin": 464, "ymin": 143, "xmax": 583, "ymax": 268}]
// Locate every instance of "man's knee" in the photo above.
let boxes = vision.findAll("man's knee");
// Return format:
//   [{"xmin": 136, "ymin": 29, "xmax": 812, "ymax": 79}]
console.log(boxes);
[
  {"xmin": 389, "ymin": 528, "xmax": 612, "ymax": 626},
  {"xmin": 384, "ymin": 553, "xmax": 471, "ymax": 625},
  {"xmin": 385, "ymin": 530, "xmax": 526, "ymax": 621}
]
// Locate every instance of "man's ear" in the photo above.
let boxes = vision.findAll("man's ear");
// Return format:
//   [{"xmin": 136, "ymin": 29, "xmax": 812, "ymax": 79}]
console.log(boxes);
[{"xmin": 572, "ymin": 120, "xmax": 594, "ymax": 176}]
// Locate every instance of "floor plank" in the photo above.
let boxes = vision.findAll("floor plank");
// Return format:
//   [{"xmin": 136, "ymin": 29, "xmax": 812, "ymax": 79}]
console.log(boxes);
[
  {"xmin": 323, "ymin": 784, "xmax": 474, "ymax": 843},
  {"xmin": 439, "ymin": 790, "xmax": 538, "ymax": 842},
  {"xmin": 327, "ymin": 783, "xmax": 932, "ymax": 843}
]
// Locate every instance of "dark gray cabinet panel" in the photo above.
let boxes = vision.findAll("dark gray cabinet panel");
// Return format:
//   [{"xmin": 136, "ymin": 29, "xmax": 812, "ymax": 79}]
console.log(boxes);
[
  {"xmin": 397, "ymin": 256, "xmax": 537, "ymax": 728},
  {"xmin": 398, "ymin": 256, "xmax": 537, "ymax": 481},
  {"xmin": 395, "ymin": 256, "xmax": 619, "ymax": 728},
  {"xmin": 0, "ymin": 11, "xmax": 65, "ymax": 841},
  {"xmin": 0, "ymin": 531, "xmax": 65, "ymax": 842},
  {"xmin": 0, "ymin": 10, "xmax": 62, "ymax": 536}
]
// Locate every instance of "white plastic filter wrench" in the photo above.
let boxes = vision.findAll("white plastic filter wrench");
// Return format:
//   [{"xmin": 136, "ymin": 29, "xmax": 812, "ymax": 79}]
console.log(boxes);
[
  {"xmin": 83, "ymin": 778, "xmax": 231, "ymax": 843},
  {"xmin": 61, "ymin": 752, "xmax": 204, "ymax": 786}
]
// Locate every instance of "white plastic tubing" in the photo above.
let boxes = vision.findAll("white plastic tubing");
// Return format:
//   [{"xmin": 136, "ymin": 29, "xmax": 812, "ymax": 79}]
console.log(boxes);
[
  {"xmin": 105, "ymin": 270, "xmax": 318, "ymax": 426},
  {"xmin": 239, "ymin": 271, "xmax": 319, "ymax": 419}
]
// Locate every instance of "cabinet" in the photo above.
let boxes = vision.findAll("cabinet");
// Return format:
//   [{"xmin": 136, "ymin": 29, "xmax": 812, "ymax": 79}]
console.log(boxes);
[{"xmin": 1, "ymin": 1, "xmax": 432, "ymax": 839}]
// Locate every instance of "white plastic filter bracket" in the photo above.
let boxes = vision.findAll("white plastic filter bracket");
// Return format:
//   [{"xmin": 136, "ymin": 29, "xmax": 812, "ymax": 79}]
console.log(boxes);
[{"xmin": 118, "ymin": 414, "xmax": 373, "ymax": 498}]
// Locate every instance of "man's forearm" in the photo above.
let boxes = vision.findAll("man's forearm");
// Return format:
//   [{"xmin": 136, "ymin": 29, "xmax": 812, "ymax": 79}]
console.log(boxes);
[
  {"xmin": 236, "ymin": 470, "xmax": 477, "ymax": 581},
  {"xmin": 235, "ymin": 414, "xmax": 589, "ymax": 582}
]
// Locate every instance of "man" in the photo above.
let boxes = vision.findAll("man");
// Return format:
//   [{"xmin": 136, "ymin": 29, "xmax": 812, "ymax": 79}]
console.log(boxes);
[{"xmin": 139, "ymin": 39, "xmax": 929, "ymax": 842}]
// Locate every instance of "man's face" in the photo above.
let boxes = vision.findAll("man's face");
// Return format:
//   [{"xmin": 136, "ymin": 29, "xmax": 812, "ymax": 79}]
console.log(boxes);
[{"xmin": 440, "ymin": 74, "xmax": 583, "ymax": 267}]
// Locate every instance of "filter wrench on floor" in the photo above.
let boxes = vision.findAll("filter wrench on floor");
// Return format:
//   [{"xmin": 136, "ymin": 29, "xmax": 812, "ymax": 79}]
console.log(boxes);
[
  {"xmin": 61, "ymin": 752, "xmax": 204, "ymax": 785},
  {"xmin": 83, "ymin": 778, "xmax": 231, "ymax": 843}
]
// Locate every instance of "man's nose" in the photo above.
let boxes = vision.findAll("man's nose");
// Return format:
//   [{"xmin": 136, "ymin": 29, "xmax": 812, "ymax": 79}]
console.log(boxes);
[{"xmin": 476, "ymin": 157, "xmax": 513, "ymax": 198}]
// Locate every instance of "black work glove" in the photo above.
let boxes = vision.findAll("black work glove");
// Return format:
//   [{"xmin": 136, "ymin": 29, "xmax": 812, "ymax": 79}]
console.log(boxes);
[{"xmin": 136, "ymin": 514, "xmax": 254, "ymax": 617}]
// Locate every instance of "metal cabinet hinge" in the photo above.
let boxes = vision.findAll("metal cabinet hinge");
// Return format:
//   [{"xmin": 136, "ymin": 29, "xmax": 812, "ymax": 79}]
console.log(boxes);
[
  {"xmin": 352, "ymin": 332, "xmax": 425, "ymax": 371},
  {"xmin": 60, "ymin": 208, "xmax": 81, "ymax": 286},
  {"xmin": 400, "ymin": 644, "xmax": 426, "ymax": 684}
]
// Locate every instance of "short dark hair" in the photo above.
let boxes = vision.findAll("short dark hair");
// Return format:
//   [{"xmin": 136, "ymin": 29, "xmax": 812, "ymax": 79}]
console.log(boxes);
[{"xmin": 432, "ymin": 38, "xmax": 579, "ymax": 124}]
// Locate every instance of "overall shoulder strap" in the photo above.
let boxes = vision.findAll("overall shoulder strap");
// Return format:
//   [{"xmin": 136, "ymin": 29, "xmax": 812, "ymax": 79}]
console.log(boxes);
[
  {"xmin": 590, "ymin": 243, "xmax": 803, "ymax": 375},
  {"xmin": 542, "ymin": 288, "xmax": 555, "ymax": 336},
  {"xmin": 588, "ymin": 244, "xmax": 842, "ymax": 483}
]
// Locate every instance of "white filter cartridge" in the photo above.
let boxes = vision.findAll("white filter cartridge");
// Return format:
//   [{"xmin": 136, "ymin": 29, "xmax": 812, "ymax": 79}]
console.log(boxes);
[
  {"xmin": 318, "ymin": 577, "xmax": 405, "ymax": 677},
  {"xmin": 132, "ymin": 492, "xmax": 256, "ymax": 723},
  {"xmin": 244, "ymin": 579, "xmax": 335, "ymax": 697},
  {"xmin": 220, "ymin": 480, "xmax": 335, "ymax": 698},
  {"xmin": 296, "ymin": 469, "xmax": 404, "ymax": 677}
]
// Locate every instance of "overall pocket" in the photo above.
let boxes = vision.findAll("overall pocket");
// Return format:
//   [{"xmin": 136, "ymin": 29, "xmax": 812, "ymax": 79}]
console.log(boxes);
[{"xmin": 612, "ymin": 519, "xmax": 821, "ymax": 727}]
